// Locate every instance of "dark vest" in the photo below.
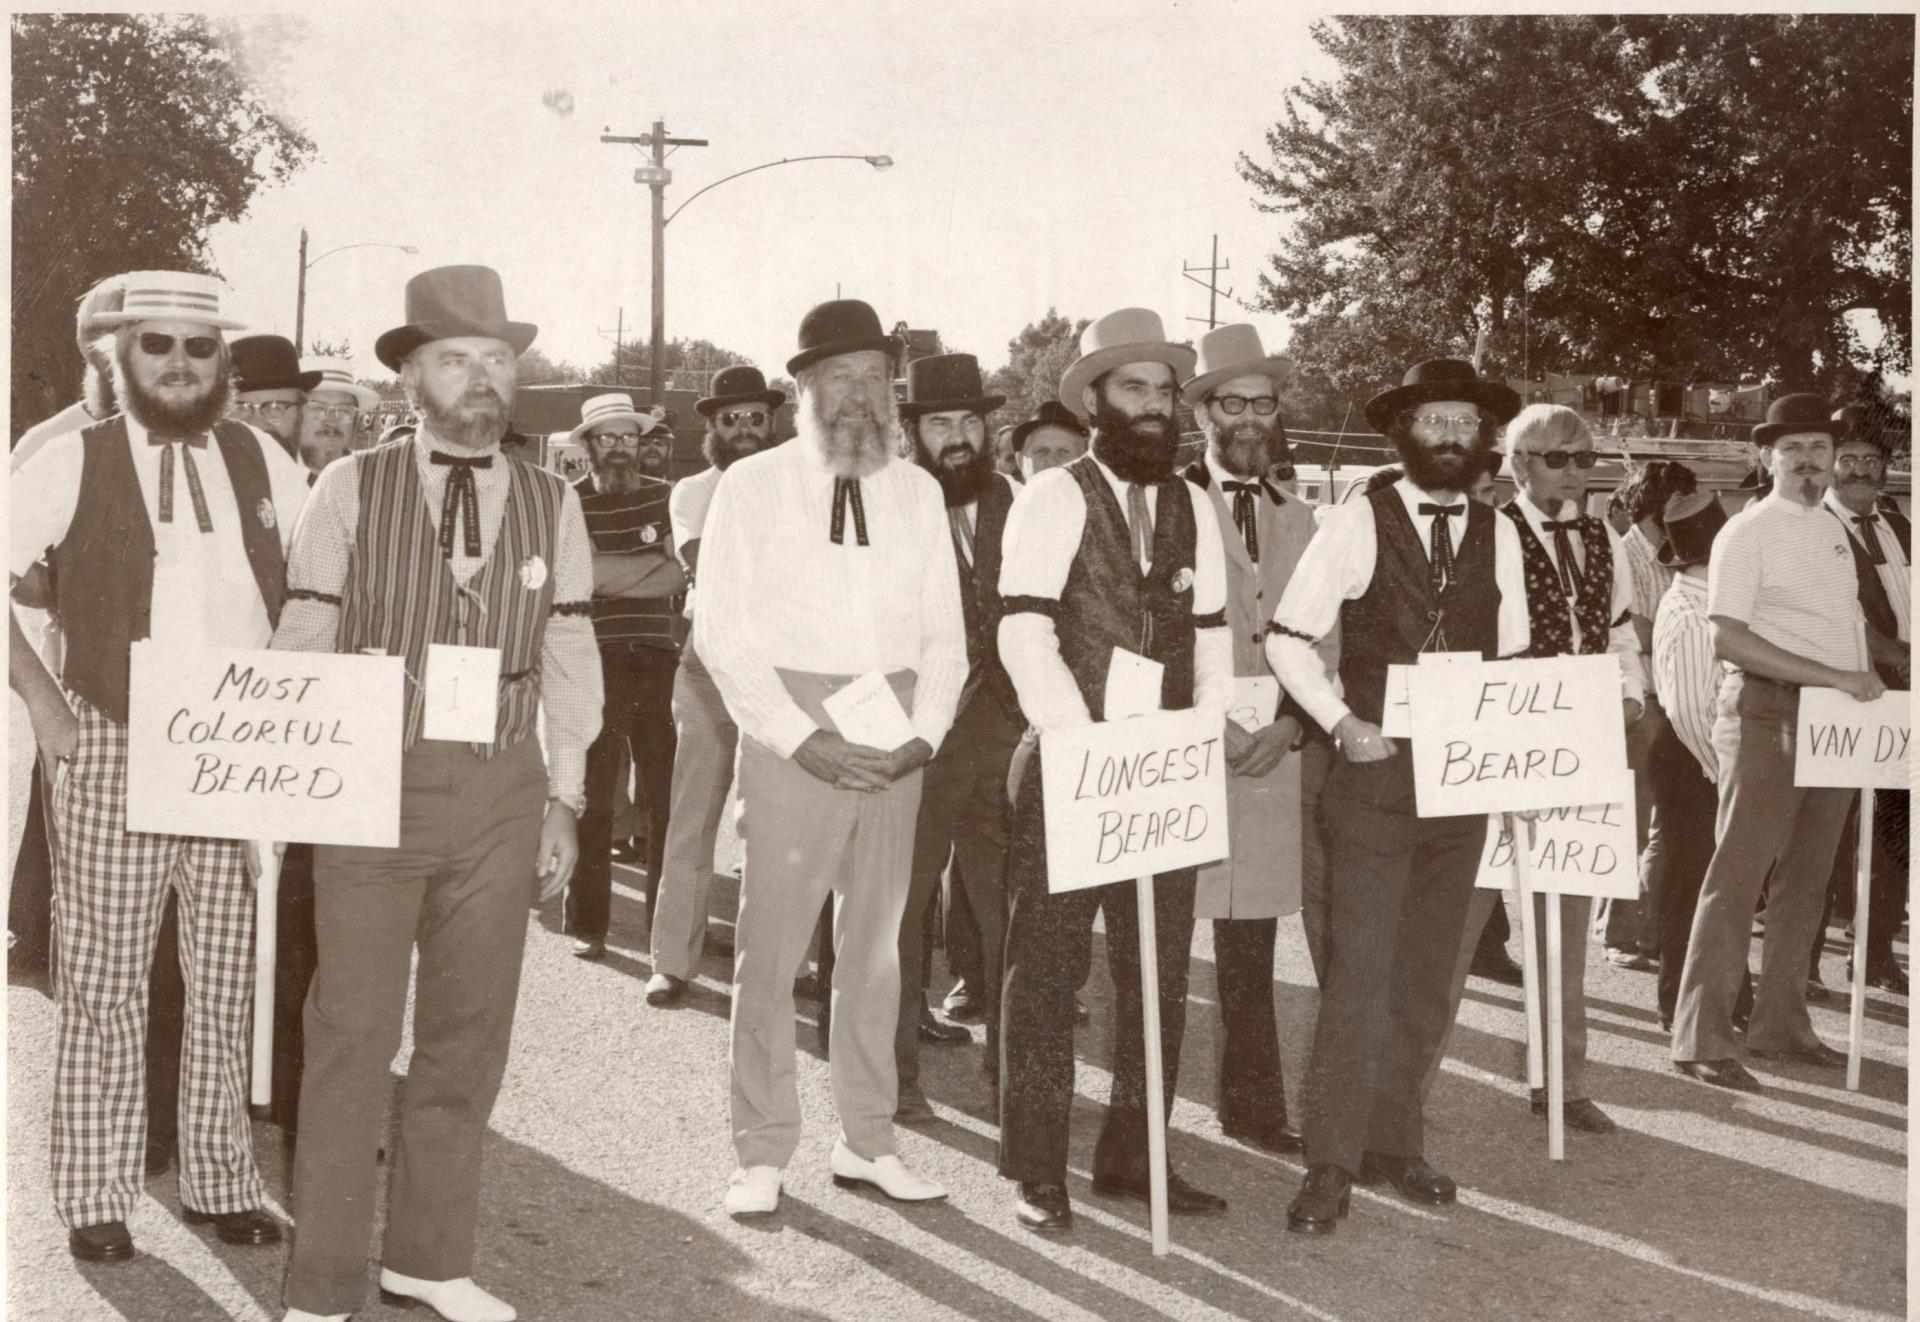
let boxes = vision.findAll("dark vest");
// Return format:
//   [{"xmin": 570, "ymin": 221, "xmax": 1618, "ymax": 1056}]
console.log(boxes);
[
  {"xmin": 1338, "ymin": 487, "xmax": 1500, "ymax": 725},
  {"xmin": 951, "ymin": 472, "xmax": 1022, "ymax": 723},
  {"xmin": 1837, "ymin": 504, "xmax": 1911, "ymax": 685},
  {"xmin": 51, "ymin": 416, "xmax": 286, "ymax": 723},
  {"xmin": 336, "ymin": 440, "xmax": 564, "ymax": 754},
  {"xmin": 1057, "ymin": 456, "xmax": 1200, "ymax": 715},
  {"xmin": 1502, "ymin": 501, "xmax": 1613, "ymax": 658}
]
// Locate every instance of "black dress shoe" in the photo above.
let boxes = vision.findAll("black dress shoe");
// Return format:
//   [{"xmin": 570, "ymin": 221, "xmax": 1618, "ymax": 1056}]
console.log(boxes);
[
  {"xmin": 1804, "ymin": 978, "xmax": 1830, "ymax": 1004},
  {"xmin": 1470, "ymin": 950, "xmax": 1525, "ymax": 986},
  {"xmin": 68, "ymin": 1220, "xmax": 134, "ymax": 1262},
  {"xmin": 144, "ymin": 1136, "xmax": 173, "ymax": 1176},
  {"xmin": 1286, "ymin": 1164, "xmax": 1351, "ymax": 1235},
  {"xmin": 1358, "ymin": 1151, "xmax": 1456, "ymax": 1206},
  {"xmin": 1530, "ymin": 1090, "xmax": 1618, "ymax": 1134},
  {"xmin": 1864, "ymin": 962, "xmax": 1909, "ymax": 996},
  {"xmin": 182, "ymin": 1206, "xmax": 283, "ymax": 1246},
  {"xmin": 1221, "ymin": 1115, "xmax": 1305, "ymax": 1155},
  {"xmin": 1090, "ymin": 1166, "xmax": 1228, "ymax": 1216},
  {"xmin": 1749, "ymin": 1040, "xmax": 1847, "ymax": 1069},
  {"xmin": 1674, "ymin": 1058, "xmax": 1762, "ymax": 1092},
  {"xmin": 1073, "ymin": 996, "xmax": 1090, "ymax": 1026},
  {"xmin": 919, "ymin": 1008, "xmax": 970, "ymax": 1045},
  {"xmin": 1015, "ymin": 1181, "xmax": 1072, "ymax": 1233}
]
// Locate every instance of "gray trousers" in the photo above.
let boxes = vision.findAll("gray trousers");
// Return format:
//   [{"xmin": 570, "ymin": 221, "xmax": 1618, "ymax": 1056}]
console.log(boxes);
[{"xmin": 649, "ymin": 646, "xmax": 738, "ymax": 980}]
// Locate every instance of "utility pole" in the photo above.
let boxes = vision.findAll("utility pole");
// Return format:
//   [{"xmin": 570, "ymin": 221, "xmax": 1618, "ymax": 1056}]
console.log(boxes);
[
  {"xmin": 1182, "ymin": 234, "xmax": 1231, "ymax": 330},
  {"xmin": 294, "ymin": 227, "xmax": 309, "ymax": 351},
  {"xmin": 596, "ymin": 308, "xmax": 625, "ymax": 387},
  {"xmin": 602, "ymin": 119, "xmax": 707, "ymax": 407}
]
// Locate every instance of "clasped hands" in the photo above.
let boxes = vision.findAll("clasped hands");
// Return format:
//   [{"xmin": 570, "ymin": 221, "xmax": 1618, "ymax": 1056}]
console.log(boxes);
[
  {"xmin": 794, "ymin": 731, "xmax": 932, "ymax": 791},
  {"xmin": 1222, "ymin": 714, "xmax": 1301, "ymax": 778}
]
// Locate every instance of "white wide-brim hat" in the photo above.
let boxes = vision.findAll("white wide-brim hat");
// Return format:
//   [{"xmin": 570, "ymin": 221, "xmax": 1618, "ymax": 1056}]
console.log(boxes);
[
  {"xmin": 89, "ymin": 270, "xmax": 246, "ymax": 332},
  {"xmin": 303, "ymin": 356, "xmax": 380, "ymax": 411},
  {"xmin": 568, "ymin": 392, "xmax": 661, "ymax": 445},
  {"xmin": 1058, "ymin": 308, "xmax": 1197, "ymax": 421}
]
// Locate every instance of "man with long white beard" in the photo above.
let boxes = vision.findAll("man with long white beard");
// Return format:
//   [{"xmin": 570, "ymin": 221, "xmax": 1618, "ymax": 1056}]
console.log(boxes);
[
  {"xmin": 646, "ymin": 363, "xmax": 785, "ymax": 1004},
  {"xmin": 995, "ymin": 308, "xmax": 1234, "ymax": 1234},
  {"xmin": 273, "ymin": 265, "xmax": 602, "ymax": 1322},
  {"xmin": 9, "ymin": 271, "xmax": 310, "ymax": 1264},
  {"xmin": 697, "ymin": 301, "xmax": 965, "ymax": 1217}
]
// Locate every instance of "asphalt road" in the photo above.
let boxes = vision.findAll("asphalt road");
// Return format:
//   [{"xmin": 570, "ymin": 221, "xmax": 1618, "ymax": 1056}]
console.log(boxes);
[{"xmin": 5, "ymin": 684, "xmax": 1909, "ymax": 1321}]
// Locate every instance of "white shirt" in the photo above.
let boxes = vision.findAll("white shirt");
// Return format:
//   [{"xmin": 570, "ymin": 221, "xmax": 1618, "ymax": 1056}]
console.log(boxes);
[
  {"xmin": 1622, "ymin": 522, "xmax": 1673, "ymax": 699},
  {"xmin": 1709, "ymin": 491, "xmax": 1865, "ymax": 672},
  {"xmin": 1823, "ymin": 488, "xmax": 1910, "ymax": 644},
  {"xmin": 693, "ymin": 436, "xmax": 968, "ymax": 759},
  {"xmin": 10, "ymin": 413, "xmax": 310, "ymax": 653},
  {"xmin": 1264, "ymin": 477, "xmax": 1532, "ymax": 736},
  {"xmin": 668, "ymin": 464, "xmax": 723, "ymax": 620},
  {"xmin": 11, "ymin": 400, "xmax": 95, "ymax": 474},
  {"xmin": 1508, "ymin": 490, "xmax": 1647, "ymax": 705},
  {"xmin": 1654, "ymin": 574, "xmax": 1719, "ymax": 782},
  {"xmin": 995, "ymin": 456, "xmax": 1233, "ymax": 734}
]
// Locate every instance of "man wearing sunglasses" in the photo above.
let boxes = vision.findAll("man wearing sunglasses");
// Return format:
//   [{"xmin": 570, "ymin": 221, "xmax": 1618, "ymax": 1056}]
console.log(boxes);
[
  {"xmin": 230, "ymin": 334, "xmax": 322, "ymax": 462},
  {"xmin": 9, "ymin": 271, "xmax": 311, "ymax": 1264}
]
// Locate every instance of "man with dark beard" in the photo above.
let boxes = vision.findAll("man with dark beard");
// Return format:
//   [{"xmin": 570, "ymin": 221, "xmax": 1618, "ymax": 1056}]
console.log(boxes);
[
  {"xmin": 890, "ymin": 353, "xmax": 1021, "ymax": 1121},
  {"xmin": 1265, "ymin": 357, "xmax": 1528, "ymax": 1235},
  {"xmin": 646, "ymin": 363, "xmax": 785, "ymax": 1004},
  {"xmin": 9, "ymin": 271, "xmax": 310, "ymax": 1264},
  {"xmin": 698, "ymin": 301, "xmax": 964, "ymax": 1217},
  {"xmin": 995, "ymin": 308, "xmax": 1234, "ymax": 1234},
  {"xmin": 272, "ymin": 265, "xmax": 601, "ymax": 1322},
  {"xmin": 230, "ymin": 334, "xmax": 320, "ymax": 461},
  {"xmin": 565, "ymin": 392, "xmax": 686, "ymax": 959}
]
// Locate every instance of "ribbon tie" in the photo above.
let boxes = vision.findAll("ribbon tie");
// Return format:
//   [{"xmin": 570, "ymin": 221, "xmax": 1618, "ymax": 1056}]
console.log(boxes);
[
  {"xmin": 1854, "ymin": 514, "xmax": 1887, "ymax": 566},
  {"xmin": 1126, "ymin": 483, "xmax": 1154, "ymax": 572},
  {"xmin": 1419, "ymin": 502, "xmax": 1462, "ymax": 594},
  {"xmin": 948, "ymin": 504, "xmax": 975, "ymax": 572},
  {"xmin": 149, "ymin": 433, "xmax": 213, "ymax": 533},
  {"xmin": 430, "ymin": 451, "xmax": 493, "ymax": 558},
  {"xmin": 1543, "ymin": 518, "xmax": 1581, "ymax": 595},
  {"xmin": 1222, "ymin": 480, "xmax": 1261, "ymax": 564},
  {"xmin": 830, "ymin": 477, "xmax": 869, "ymax": 546}
]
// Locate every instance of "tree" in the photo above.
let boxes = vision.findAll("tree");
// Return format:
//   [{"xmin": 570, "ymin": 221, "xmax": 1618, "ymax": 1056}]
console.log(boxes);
[
  {"xmin": 305, "ymin": 337, "xmax": 352, "ymax": 359},
  {"xmin": 589, "ymin": 337, "xmax": 750, "ymax": 392},
  {"xmin": 986, "ymin": 309, "xmax": 1089, "ymax": 425},
  {"xmin": 513, "ymin": 346, "xmax": 585, "ymax": 387}
]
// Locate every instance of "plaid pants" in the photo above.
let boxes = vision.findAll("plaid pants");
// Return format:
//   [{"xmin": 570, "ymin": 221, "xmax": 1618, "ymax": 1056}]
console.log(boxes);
[{"xmin": 50, "ymin": 699, "xmax": 264, "ymax": 1228}]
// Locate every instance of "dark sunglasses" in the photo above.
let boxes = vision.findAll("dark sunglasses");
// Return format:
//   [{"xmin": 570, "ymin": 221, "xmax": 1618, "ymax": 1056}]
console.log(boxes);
[
  {"xmin": 137, "ymin": 332, "xmax": 220, "ymax": 359},
  {"xmin": 717, "ymin": 409, "xmax": 769, "ymax": 426},
  {"xmin": 1525, "ymin": 449, "xmax": 1599, "ymax": 470}
]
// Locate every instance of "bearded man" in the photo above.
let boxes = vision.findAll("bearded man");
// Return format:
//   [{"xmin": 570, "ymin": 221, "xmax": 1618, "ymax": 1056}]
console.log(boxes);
[
  {"xmin": 698, "ymin": 300, "xmax": 964, "ymax": 1217},
  {"xmin": 297, "ymin": 358, "xmax": 379, "ymax": 477},
  {"xmin": 9, "ymin": 272, "xmax": 311, "ymax": 1264},
  {"xmin": 230, "ymin": 334, "xmax": 320, "ymax": 462},
  {"xmin": 1266, "ymin": 358, "xmax": 1529, "ymax": 1235},
  {"xmin": 995, "ymin": 309, "xmax": 1234, "ymax": 1234},
  {"xmin": 645, "ymin": 363, "xmax": 785, "ymax": 1004},
  {"xmin": 273, "ymin": 266, "xmax": 602, "ymax": 1322}
]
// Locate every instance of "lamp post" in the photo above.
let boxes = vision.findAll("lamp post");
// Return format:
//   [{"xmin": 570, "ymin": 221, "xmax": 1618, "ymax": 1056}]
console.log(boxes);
[{"xmin": 295, "ymin": 230, "xmax": 419, "ymax": 351}]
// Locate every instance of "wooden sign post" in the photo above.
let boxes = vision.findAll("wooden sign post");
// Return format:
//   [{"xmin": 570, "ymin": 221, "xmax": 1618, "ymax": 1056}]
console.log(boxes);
[{"xmin": 250, "ymin": 844, "xmax": 280, "ymax": 1109}]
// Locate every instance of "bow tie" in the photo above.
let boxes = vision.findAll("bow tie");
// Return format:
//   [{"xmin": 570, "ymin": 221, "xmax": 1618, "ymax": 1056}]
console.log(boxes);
[
  {"xmin": 1541, "ymin": 517, "xmax": 1581, "ymax": 594},
  {"xmin": 1418, "ymin": 502, "xmax": 1463, "ymax": 518},
  {"xmin": 430, "ymin": 451, "xmax": 493, "ymax": 559},
  {"xmin": 149, "ymin": 433, "xmax": 212, "ymax": 532},
  {"xmin": 1223, "ymin": 481, "xmax": 1261, "ymax": 564}
]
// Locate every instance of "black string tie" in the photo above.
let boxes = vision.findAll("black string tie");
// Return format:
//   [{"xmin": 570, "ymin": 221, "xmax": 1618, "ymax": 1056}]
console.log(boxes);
[{"xmin": 431, "ymin": 451, "xmax": 492, "ymax": 558}]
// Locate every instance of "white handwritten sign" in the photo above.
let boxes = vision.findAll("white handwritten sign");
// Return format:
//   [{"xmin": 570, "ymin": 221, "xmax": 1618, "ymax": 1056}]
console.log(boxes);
[
  {"xmin": 1475, "ymin": 791, "xmax": 1640, "ymax": 899},
  {"xmin": 1040, "ymin": 706, "xmax": 1229, "ymax": 893},
  {"xmin": 126, "ymin": 642, "xmax": 405, "ymax": 847},
  {"xmin": 1381, "ymin": 651, "xmax": 1480, "ymax": 738},
  {"xmin": 1406, "ymin": 655, "xmax": 1631, "ymax": 818},
  {"xmin": 1795, "ymin": 687, "xmax": 1911, "ymax": 790}
]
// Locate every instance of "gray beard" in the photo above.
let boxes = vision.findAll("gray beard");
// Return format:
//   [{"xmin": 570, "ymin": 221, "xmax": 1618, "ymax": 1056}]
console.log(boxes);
[
  {"xmin": 802, "ymin": 404, "xmax": 892, "ymax": 479},
  {"xmin": 423, "ymin": 398, "xmax": 507, "ymax": 450}
]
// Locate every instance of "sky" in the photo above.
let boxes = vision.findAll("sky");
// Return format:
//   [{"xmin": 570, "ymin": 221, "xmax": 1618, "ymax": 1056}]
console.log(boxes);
[{"xmin": 200, "ymin": 0, "xmax": 1337, "ymax": 388}]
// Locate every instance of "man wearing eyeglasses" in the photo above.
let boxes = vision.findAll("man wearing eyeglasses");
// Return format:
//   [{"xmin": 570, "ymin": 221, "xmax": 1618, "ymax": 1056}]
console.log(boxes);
[
  {"xmin": 231, "ymin": 334, "xmax": 322, "ymax": 462},
  {"xmin": 297, "ymin": 358, "xmax": 379, "ymax": 478},
  {"xmin": 9, "ymin": 271, "xmax": 310, "ymax": 1264}
]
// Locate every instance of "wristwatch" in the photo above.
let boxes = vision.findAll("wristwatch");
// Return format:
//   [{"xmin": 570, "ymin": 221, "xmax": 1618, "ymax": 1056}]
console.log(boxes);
[{"xmin": 548, "ymin": 791, "xmax": 585, "ymax": 818}]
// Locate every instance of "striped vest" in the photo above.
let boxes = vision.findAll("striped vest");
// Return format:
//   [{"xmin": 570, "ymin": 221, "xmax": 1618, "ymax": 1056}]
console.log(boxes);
[{"xmin": 337, "ymin": 440, "xmax": 563, "ymax": 754}]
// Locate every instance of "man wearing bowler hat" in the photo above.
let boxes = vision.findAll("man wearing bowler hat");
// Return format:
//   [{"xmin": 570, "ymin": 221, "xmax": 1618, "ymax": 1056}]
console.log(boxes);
[
  {"xmin": 1266, "ymin": 357, "xmax": 1530, "ymax": 1234},
  {"xmin": 1668, "ymin": 394, "xmax": 1883, "ymax": 1094},
  {"xmin": 273, "ymin": 264, "xmax": 602, "ymax": 1322},
  {"xmin": 230, "ymin": 334, "xmax": 323, "ymax": 461},
  {"xmin": 996, "ymin": 308, "xmax": 1234, "ymax": 1233},
  {"xmin": 1008, "ymin": 400, "xmax": 1089, "ymax": 482},
  {"xmin": 697, "ymin": 300, "xmax": 964, "ymax": 1217},
  {"xmin": 646, "ymin": 362, "xmax": 786, "ymax": 1005}
]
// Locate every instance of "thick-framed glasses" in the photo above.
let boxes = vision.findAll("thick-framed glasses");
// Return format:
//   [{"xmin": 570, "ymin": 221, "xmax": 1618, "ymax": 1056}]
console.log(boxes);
[
  {"xmin": 1212, "ymin": 395, "xmax": 1278, "ymax": 416},
  {"xmin": 1834, "ymin": 454, "xmax": 1886, "ymax": 474},
  {"xmin": 138, "ymin": 332, "xmax": 219, "ymax": 359},
  {"xmin": 1407, "ymin": 412, "xmax": 1482, "ymax": 435},
  {"xmin": 233, "ymin": 400, "xmax": 301, "ymax": 420},
  {"xmin": 1523, "ymin": 449, "xmax": 1599, "ymax": 470},
  {"xmin": 589, "ymin": 431, "xmax": 645, "ymax": 449},
  {"xmin": 308, "ymin": 404, "xmax": 359, "ymax": 424},
  {"xmin": 717, "ymin": 409, "xmax": 769, "ymax": 427}
]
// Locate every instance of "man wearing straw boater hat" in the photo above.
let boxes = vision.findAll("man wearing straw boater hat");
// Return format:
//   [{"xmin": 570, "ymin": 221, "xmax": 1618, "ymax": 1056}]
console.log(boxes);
[
  {"xmin": 1266, "ymin": 357, "xmax": 1529, "ymax": 1235},
  {"xmin": 297, "ymin": 357, "xmax": 380, "ymax": 477},
  {"xmin": 646, "ymin": 363, "xmax": 786, "ymax": 1005},
  {"xmin": 565, "ymin": 391, "xmax": 686, "ymax": 960},
  {"xmin": 995, "ymin": 308, "xmax": 1233, "ymax": 1234},
  {"xmin": 696, "ymin": 299, "xmax": 964, "ymax": 1218},
  {"xmin": 231, "ymin": 334, "xmax": 323, "ymax": 462},
  {"xmin": 273, "ymin": 264, "xmax": 602, "ymax": 1322},
  {"xmin": 9, "ymin": 270, "xmax": 311, "ymax": 1264},
  {"xmin": 1667, "ymin": 393, "xmax": 1882, "ymax": 1094},
  {"xmin": 1178, "ymin": 323, "xmax": 1326, "ymax": 1157}
]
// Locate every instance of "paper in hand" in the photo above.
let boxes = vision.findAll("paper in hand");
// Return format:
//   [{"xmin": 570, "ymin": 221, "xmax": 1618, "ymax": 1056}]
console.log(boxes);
[
  {"xmin": 1104, "ymin": 647, "xmax": 1165, "ymax": 721},
  {"xmin": 823, "ymin": 671, "xmax": 918, "ymax": 751}
]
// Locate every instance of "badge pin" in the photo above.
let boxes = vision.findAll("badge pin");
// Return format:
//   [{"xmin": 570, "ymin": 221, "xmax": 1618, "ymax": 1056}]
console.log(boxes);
[
  {"xmin": 1172, "ymin": 567, "xmax": 1194, "ymax": 593},
  {"xmin": 520, "ymin": 555, "xmax": 548, "ymax": 590},
  {"xmin": 256, "ymin": 498, "xmax": 276, "ymax": 531},
  {"xmin": 640, "ymin": 524, "xmax": 659, "ymax": 545}
]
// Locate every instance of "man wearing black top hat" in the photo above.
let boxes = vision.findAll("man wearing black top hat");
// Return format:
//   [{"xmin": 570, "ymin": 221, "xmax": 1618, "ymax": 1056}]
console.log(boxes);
[
  {"xmin": 1266, "ymin": 358, "xmax": 1530, "ymax": 1234},
  {"xmin": 230, "ymin": 334, "xmax": 322, "ymax": 461}
]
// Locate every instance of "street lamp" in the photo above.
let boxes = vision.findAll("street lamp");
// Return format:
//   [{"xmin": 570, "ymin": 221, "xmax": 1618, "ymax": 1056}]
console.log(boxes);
[{"xmin": 295, "ymin": 228, "xmax": 419, "ymax": 350}]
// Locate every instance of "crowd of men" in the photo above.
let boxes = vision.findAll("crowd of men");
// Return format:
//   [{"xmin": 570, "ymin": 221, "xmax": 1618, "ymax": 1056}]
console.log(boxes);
[{"xmin": 6, "ymin": 263, "xmax": 1908, "ymax": 1322}]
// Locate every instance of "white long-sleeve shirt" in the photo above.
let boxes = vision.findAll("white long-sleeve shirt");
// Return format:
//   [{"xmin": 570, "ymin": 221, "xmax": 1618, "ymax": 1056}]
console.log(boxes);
[
  {"xmin": 1508, "ymin": 490, "xmax": 1647, "ymax": 706},
  {"xmin": 693, "ymin": 436, "xmax": 967, "ymax": 759},
  {"xmin": 1264, "ymin": 477, "xmax": 1532, "ymax": 736},
  {"xmin": 995, "ymin": 457, "xmax": 1233, "ymax": 733},
  {"xmin": 1653, "ymin": 573, "xmax": 1720, "ymax": 781}
]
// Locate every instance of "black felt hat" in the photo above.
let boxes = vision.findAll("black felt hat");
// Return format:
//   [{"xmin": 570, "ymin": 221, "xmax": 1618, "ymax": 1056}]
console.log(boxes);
[
  {"xmin": 786, "ymin": 299, "xmax": 895, "ymax": 376},
  {"xmin": 1750, "ymin": 393, "xmax": 1842, "ymax": 447},
  {"xmin": 899, "ymin": 353, "xmax": 1005, "ymax": 418},
  {"xmin": 695, "ymin": 364, "xmax": 786, "ymax": 418},
  {"xmin": 231, "ymin": 335, "xmax": 322, "ymax": 393},
  {"xmin": 1009, "ymin": 400, "xmax": 1088, "ymax": 452},
  {"xmin": 1364, "ymin": 358, "xmax": 1522, "ymax": 434}
]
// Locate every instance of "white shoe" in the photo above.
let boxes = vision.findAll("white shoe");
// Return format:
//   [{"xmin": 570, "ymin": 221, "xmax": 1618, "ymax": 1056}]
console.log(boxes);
[
  {"xmin": 377, "ymin": 1268, "xmax": 516, "ymax": 1322},
  {"xmin": 283, "ymin": 1312, "xmax": 349, "ymax": 1322},
  {"xmin": 724, "ymin": 1165, "xmax": 782, "ymax": 1217},
  {"xmin": 829, "ymin": 1140, "xmax": 947, "ymax": 1202}
]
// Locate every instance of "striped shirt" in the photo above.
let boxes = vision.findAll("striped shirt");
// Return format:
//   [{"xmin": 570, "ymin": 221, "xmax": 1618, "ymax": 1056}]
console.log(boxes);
[
  {"xmin": 1653, "ymin": 574, "xmax": 1719, "ymax": 782},
  {"xmin": 1708, "ymin": 491, "xmax": 1864, "ymax": 673},
  {"xmin": 1823, "ymin": 488, "xmax": 1911, "ymax": 643},
  {"xmin": 575, "ymin": 473, "xmax": 677, "ymax": 650},
  {"xmin": 1621, "ymin": 524, "xmax": 1673, "ymax": 700}
]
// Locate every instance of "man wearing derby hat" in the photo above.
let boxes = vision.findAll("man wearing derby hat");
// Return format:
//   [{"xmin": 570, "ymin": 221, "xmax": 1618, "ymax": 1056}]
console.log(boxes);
[
  {"xmin": 995, "ymin": 307, "xmax": 1234, "ymax": 1233},
  {"xmin": 697, "ymin": 300, "xmax": 964, "ymax": 1216},
  {"xmin": 9, "ymin": 270, "xmax": 311, "ymax": 1264},
  {"xmin": 1668, "ymin": 394, "xmax": 1883, "ymax": 1095},
  {"xmin": 1179, "ymin": 323, "xmax": 1326, "ymax": 1157},
  {"xmin": 646, "ymin": 362, "xmax": 786, "ymax": 1005},
  {"xmin": 273, "ymin": 264, "xmax": 602, "ymax": 1322},
  {"xmin": 890, "ymin": 352, "xmax": 1022, "ymax": 1122},
  {"xmin": 296, "ymin": 357, "xmax": 379, "ymax": 477},
  {"xmin": 231, "ymin": 334, "xmax": 323, "ymax": 461},
  {"xmin": 1266, "ymin": 357, "xmax": 1530, "ymax": 1234},
  {"xmin": 1008, "ymin": 400, "xmax": 1089, "ymax": 482}
]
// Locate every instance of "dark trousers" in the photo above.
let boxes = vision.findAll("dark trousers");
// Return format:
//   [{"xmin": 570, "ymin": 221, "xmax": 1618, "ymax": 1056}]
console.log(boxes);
[
  {"xmin": 896, "ymin": 697, "xmax": 1019, "ymax": 1094},
  {"xmin": 1304, "ymin": 756, "xmax": 1486, "ymax": 1176},
  {"xmin": 269, "ymin": 845, "xmax": 318, "ymax": 1133},
  {"xmin": 1213, "ymin": 916, "xmax": 1288, "ymax": 1126},
  {"xmin": 571, "ymin": 644, "xmax": 679, "ymax": 943},
  {"xmin": 1298, "ymin": 736, "xmax": 1335, "ymax": 986},
  {"xmin": 1650, "ymin": 725, "xmax": 1730, "ymax": 1026},
  {"xmin": 1814, "ymin": 789, "xmax": 1909, "ymax": 973},
  {"xmin": 998, "ymin": 757, "xmax": 1196, "ymax": 1185}
]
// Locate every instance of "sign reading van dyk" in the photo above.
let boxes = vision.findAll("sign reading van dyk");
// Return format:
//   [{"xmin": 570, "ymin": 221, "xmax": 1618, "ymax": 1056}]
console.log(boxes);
[
  {"xmin": 1794, "ymin": 687, "xmax": 1910, "ymax": 791},
  {"xmin": 1040, "ymin": 706, "xmax": 1230, "ymax": 893},
  {"xmin": 1405, "ymin": 654, "xmax": 1631, "ymax": 818},
  {"xmin": 125, "ymin": 641, "xmax": 405, "ymax": 847}
]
